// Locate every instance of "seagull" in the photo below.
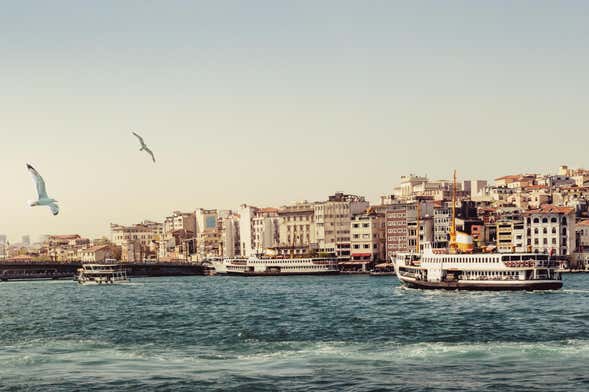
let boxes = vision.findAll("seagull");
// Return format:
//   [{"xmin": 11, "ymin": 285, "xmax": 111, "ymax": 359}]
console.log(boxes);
[
  {"xmin": 26, "ymin": 164, "xmax": 59, "ymax": 216},
  {"xmin": 132, "ymin": 131, "xmax": 156, "ymax": 163}
]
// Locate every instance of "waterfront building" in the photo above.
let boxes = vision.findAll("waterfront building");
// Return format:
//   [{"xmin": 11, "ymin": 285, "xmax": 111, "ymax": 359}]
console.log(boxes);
[
  {"xmin": 277, "ymin": 201, "xmax": 316, "ymax": 257},
  {"xmin": 433, "ymin": 202, "xmax": 450, "ymax": 249},
  {"xmin": 195, "ymin": 209, "xmax": 221, "ymax": 260},
  {"xmin": 496, "ymin": 220, "xmax": 526, "ymax": 253},
  {"xmin": 385, "ymin": 201, "xmax": 434, "ymax": 260},
  {"xmin": 524, "ymin": 204, "xmax": 576, "ymax": 255},
  {"xmin": 238, "ymin": 205, "xmax": 280, "ymax": 256},
  {"xmin": 314, "ymin": 193, "xmax": 369, "ymax": 260},
  {"xmin": 43, "ymin": 235, "xmax": 90, "ymax": 262},
  {"xmin": 219, "ymin": 212, "xmax": 240, "ymax": 258},
  {"xmin": 80, "ymin": 244, "xmax": 117, "ymax": 263},
  {"xmin": 350, "ymin": 210, "xmax": 385, "ymax": 263},
  {"xmin": 111, "ymin": 221, "xmax": 162, "ymax": 262},
  {"xmin": 160, "ymin": 211, "xmax": 196, "ymax": 261}
]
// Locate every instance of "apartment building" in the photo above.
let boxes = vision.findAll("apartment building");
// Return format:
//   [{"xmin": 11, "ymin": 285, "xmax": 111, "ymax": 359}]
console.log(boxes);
[
  {"xmin": 524, "ymin": 204, "xmax": 576, "ymax": 255},
  {"xmin": 277, "ymin": 201, "xmax": 316, "ymax": 257},
  {"xmin": 314, "ymin": 193, "xmax": 369, "ymax": 259},
  {"xmin": 350, "ymin": 211, "xmax": 385, "ymax": 262}
]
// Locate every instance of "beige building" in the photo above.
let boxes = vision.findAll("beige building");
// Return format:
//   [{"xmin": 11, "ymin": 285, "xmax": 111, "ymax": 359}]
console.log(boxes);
[
  {"xmin": 160, "ymin": 211, "xmax": 196, "ymax": 260},
  {"xmin": 350, "ymin": 211, "xmax": 386, "ymax": 262},
  {"xmin": 496, "ymin": 220, "xmax": 526, "ymax": 253},
  {"xmin": 111, "ymin": 221, "xmax": 162, "ymax": 262},
  {"xmin": 219, "ymin": 212, "xmax": 240, "ymax": 257},
  {"xmin": 80, "ymin": 244, "xmax": 117, "ymax": 262},
  {"xmin": 277, "ymin": 201, "xmax": 316, "ymax": 257},
  {"xmin": 314, "ymin": 193, "xmax": 369, "ymax": 259}
]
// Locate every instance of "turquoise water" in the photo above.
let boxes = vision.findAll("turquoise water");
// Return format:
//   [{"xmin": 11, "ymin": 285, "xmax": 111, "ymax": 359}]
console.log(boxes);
[{"xmin": 1, "ymin": 275, "xmax": 589, "ymax": 391}]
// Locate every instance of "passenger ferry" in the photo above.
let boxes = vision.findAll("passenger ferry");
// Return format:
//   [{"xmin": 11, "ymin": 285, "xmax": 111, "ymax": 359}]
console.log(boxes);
[
  {"xmin": 393, "ymin": 244, "xmax": 562, "ymax": 291},
  {"xmin": 77, "ymin": 263, "xmax": 130, "ymax": 285},
  {"xmin": 210, "ymin": 256, "xmax": 339, "ymax": 276},
  {"xmin": 392, "ymin": 170, "xmax": 563, "ymax": 291}
]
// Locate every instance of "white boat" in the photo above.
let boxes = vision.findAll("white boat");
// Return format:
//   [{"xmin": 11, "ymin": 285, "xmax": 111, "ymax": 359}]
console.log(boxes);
[
  {"xmin": 77, "ymin": 263, "xmax": 130, "ymax": 285},
  {"xmin": 393, "ymin": 244, "xmax": 562, "ymax": 291},
  {"xmin": 210, "ymin": 256, "xmax": 339, "ymax": 276}
]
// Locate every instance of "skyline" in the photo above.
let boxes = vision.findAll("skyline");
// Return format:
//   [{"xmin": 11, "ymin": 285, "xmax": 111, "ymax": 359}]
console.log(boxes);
[{"xmin": 2, "ymin": 1, "xmax": 589, "ymax": 239}]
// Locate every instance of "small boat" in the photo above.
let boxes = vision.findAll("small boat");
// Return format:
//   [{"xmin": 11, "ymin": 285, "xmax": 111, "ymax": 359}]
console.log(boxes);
[
  {"xmin": 77, "ymin": 263, "xmax": 129, "ymax": 285},
  {"xmin": 370, "ymin": 263, "xmax": 396, "ymax": 276}
]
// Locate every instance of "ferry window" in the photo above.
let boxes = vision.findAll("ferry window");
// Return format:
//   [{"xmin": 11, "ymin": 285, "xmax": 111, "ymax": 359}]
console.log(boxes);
[
  {"xmin": 551, "ymin": 217, "xmax": 557, "ymax": 223},
  {"xmin": 543, "ymin": 228, "xmax": 547, "ymax": 234},
  {"xmin": 542, "ymin": 218, "xmax": 548, "ymax": 223},
  {"xmin": 552, "ymin": 227, "xmax": 556, "ymax": 234},
  {"xmin": 533, "ymin": 218, "xmax": 539, "ymax": 223},
  {"xmin": 562, "ymin": 228, "xmax": 567, "ymax": 235},
  {"xmin": 562, "ymin": 217, "xmax": 567, "ymax": 225}
]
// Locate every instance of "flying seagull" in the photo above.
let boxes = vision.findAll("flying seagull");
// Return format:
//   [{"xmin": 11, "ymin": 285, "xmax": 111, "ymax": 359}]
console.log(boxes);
[
  {"xmin": 26, "ymin": 164, "xmax": 59, "ymax": 216},
  {"xmin": 132, "ymin": 131, "xmax": 156, "ymax": 163}
]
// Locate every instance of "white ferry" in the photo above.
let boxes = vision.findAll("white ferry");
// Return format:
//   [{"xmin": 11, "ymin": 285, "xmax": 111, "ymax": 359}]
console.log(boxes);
[
  {"xmin": 210, "ymin": 256, "xmax": 339, "ymax": 276},
  {"xmin": 393, "ymin": 244, "xmax": 562, "ymax": 291},
  {"xmin": 77, "ymin": 263, "xmax": 130, "ymax": 285}
]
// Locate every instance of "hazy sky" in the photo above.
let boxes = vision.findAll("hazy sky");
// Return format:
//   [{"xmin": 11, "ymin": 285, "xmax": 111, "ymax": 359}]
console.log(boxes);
[{"xmin": 1, "ymin": 1, "xmax": 588, "ymax": 241}]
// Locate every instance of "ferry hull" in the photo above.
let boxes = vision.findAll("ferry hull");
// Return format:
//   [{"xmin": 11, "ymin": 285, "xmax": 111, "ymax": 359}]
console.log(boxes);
[
  {"xmin": 399, "ymin": 277, "xmax": 562, "ymax": 291},
  {"xmin": 226, "ymin": 270, "xmax": 340, "ymax": 277}
]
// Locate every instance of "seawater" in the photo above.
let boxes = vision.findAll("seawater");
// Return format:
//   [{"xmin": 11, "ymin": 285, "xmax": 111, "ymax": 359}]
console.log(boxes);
[{"xmin": 1, "ymin": 275, "xmax": 589, "ymax": 391}]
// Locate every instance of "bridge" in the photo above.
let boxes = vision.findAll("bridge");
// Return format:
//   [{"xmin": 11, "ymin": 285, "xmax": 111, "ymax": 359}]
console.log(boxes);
[{"xmin": 0, "ymin": 261, "xmax": 204, "ymax": 281}]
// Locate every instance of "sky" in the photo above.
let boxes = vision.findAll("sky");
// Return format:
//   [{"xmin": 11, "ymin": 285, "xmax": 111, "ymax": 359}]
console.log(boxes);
[{"xmin": 1, "ymin": 0, "xmax": 588, "ymax": 241}]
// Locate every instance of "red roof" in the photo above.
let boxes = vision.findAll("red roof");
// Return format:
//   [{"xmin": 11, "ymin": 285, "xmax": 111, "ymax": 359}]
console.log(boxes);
[
  {"xmin": 525, "ymin": 204, "xmax": 575, "ymax": 215},
  {"xmin": 495, "ymin": 175, "xmax": 522, "ymax": 181},
  {"xmin": 83, "ymin": 244, "xmax": 109, "ymax": 253}
]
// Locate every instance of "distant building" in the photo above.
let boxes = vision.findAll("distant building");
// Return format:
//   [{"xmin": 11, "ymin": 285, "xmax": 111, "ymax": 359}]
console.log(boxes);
[
  {"xmin": 277, "ymin": 201, "xmax": 316, "ymax": 257},
  {"xmin": 314, "ymin": 193, "xmax": 369, "ymax": 260},
  {"xmin": 220, "ymin": 212, "xmax": 240, "ymax": 258},
  {"xmin": 524, "ymin": 205, "xmax": 576, "ymax": 255},
  {"xmin": 195, "ymin": 209, "xmax": 221, "ymax": 260},
  {"xmin": 350, "ymin": 210, "xmax": 386, "ymax": 262},
  {"xmin": 239, "ymin": 205, "xmax": 280, "ymax": 256},
  {"xmin": 111, "ymin": 221, "xmax": 162, "ymax": 262},
  {"xmin": 385, "ymin": 201, "xmax": 434, "ymax": 260},
  {"xmin": 21, "ymin": 235, "xmax": 30, "ymax": 247},
  {"xmin": 80, "ymin": 244, "xmax": 117, "ymax": 263}
]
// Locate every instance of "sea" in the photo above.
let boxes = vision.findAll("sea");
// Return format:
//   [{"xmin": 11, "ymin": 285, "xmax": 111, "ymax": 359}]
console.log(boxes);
[{"xmin": 1, "ymin": 274, "xmax": 588, "ymax": 391}]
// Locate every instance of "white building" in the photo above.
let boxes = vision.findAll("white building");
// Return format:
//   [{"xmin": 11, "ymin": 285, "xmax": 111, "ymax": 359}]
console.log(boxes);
[
  {"xmin": 524, "ymin": 205, "xmax": 576, "ymax": 255},
  {"xmin": 238, "ymin": 205, "xmax": 279, "ymax": 256}
]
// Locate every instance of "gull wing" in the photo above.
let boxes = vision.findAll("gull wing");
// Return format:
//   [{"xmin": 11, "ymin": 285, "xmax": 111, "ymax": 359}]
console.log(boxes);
[
  {"xmin": 132, "ymin": 131, "xmax": 146, "ymax": 148},
  {"xmin": 49, "ymin": 203, "xmax": 60, "ymax": 216},
  {"xmin": 145, "ymin": 147, "xmax": 156, "ymax": 163},
  {"xmin": 26, "ymin": 164, "xmax": 48, "ymax": 199}
]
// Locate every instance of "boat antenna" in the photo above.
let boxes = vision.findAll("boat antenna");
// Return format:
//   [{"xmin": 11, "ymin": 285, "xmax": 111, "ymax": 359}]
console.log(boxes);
[{"xmin": 450, "ymin": 170, "xmax": 458, "ymax": 252}]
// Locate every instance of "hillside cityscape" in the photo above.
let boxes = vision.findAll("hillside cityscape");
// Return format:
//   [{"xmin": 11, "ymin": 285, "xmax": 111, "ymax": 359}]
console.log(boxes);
[{"xmin": 2, "ymin": 164, "xmax": 589, "ymax": 270}]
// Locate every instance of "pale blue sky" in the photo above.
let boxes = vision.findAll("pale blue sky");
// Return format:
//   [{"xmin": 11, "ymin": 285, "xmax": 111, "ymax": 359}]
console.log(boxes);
[{"xmin": 1, "ymin": 1, "xmax": 588, "ymax": 241}]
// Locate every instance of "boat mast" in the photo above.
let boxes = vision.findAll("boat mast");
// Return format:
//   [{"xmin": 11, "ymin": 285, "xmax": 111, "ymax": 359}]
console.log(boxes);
[{"xmin": 450, "ymin": 170, "xmax": 458, "ymax": 252}]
